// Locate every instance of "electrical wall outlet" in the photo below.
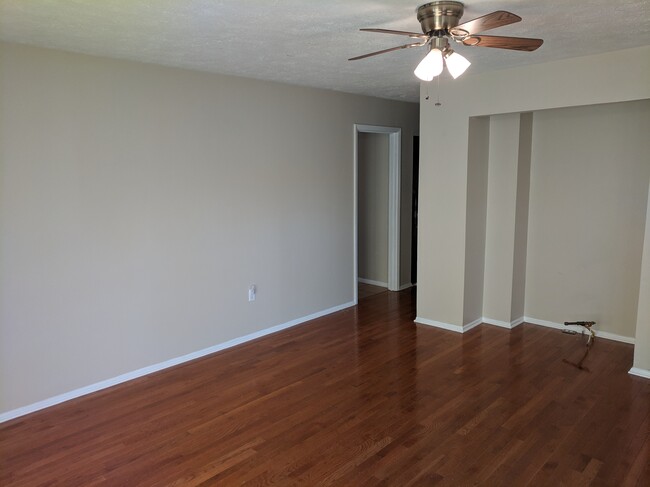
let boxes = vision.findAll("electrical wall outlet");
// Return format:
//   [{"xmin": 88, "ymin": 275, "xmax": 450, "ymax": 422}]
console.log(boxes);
[{"xmin": 248, "ymin": 284, "xmax": 256, "ymax": 302}]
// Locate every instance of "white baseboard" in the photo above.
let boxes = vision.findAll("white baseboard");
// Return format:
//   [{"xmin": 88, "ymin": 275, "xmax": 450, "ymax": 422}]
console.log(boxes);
[
  {"xmin": 482, "ymin": 317, "xmax": 509, "ymax": 328},
  {"xmin": 593, "ymin": 330, "xmax": 635, "ymax": 344},
  {"xmin": 415, "ymin": 317, "xmax": 463, "ymax": 333},
  {"xmin": 628, "ymin": 367, "xmax": 650, "ymax": 379},
  {"xmin": 358, "ymin": 278, "xmax": 388, "ymax": 288},
  {"xmin": 0, "ymin": 300, "xmax": 356, "ymax": 423},
  {"xmin": 483, "ymin": 317, "xmax": 524, "ymax": 329},
  {"xmin": 511, "ymin": 317, "xmax": 525, "ymax": 328},
  {"xmin": 399, "ymin": 283, "xmax": 413, "ymax": 291},
  {"xmin": 524, "ymin": 316, "xmax": 635, "ymax": 344},
  {"xmin": 415, "ymin": 314, "xmax": 634, "ymax": 345},
  {"xmin": 415, "ymin": 316, "xmax": 480, "ymax": 333},
  {"xmin": 464, "ymin": 318, "xmax": 483, "ymax": 332}
]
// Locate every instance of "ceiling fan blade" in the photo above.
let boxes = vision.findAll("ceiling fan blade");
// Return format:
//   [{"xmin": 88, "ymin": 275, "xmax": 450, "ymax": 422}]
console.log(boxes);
[
  {"xmin": 451, "ymin": 10, "xmax": 521, "ymax": 36},
  {"xmin": 462, "ymin": 35, "xmax": 543, "ymax": 51},
  {"xmin": 348, "ymin": 42, "xmax": 425, "ymax": 61},
  {"xmin": 360, "ymin": 28, "xmax": 429, "ymax": 39}
]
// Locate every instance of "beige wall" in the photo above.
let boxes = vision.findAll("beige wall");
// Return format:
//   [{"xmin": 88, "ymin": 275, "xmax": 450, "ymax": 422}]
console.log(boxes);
[
  {"xmin": 526, "ymin": 101, "xmax": 650, "ymax": 337},
  {"xmin": 417, "ymin": 46, "xmax": 650, "ymax": 362},
  {"xmin": 0, "ymin": 42, "xmax": 419, "ymax": 413},
  {"xmin": 358, "ymin": 133, "xmax": 389, "ymax": 285},
  {"xmin": 511, "ymin": 113, "xmax": 533, "ymax": 322},
  {"xmin": 456, "ymin": 103, "xmax": 648, "ymax": 336},
  {"xmin": 462, "ymin": 117, "xmax": 489, "ymax": 325},
  {"xmin": 482, "ymin": 114, "xmax": 522, "ymax": 323},
  {"xmin": 479, "ymin": 112, "xmax": 532, "ymax": 326},
  {"xmin": 634, "ymin": 180, "xmax": 650, "ymax": 371}
]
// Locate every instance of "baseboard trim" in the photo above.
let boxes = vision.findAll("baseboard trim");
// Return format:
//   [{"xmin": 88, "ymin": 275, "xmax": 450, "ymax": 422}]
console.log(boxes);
[
  {"xmin": 414, "ymin": 315, "xmax": 634, "ymax": 344},
  {"xmin": 0, "ymin": 300, "xmax": 356, "ymax": 423},
  {"xmin": 524, "ymin": 316, "xmax": 635, "ymax": 344},
  {"xmin": 415, "ymin": 317, "xmax": 480, "ymax": 333},
  {"xmin": 399, "ymin": 283, "xmax": 413, "ymax": 291},
  {"xmin": 483, "ymin": 317, "xmax": 509, "ymax": 328},
  {"xmin": 464, "ymin": 318, "xmax": 483, "ymax": 332},
  {"xmin": 483, "ymin": 317, "xmax": 524, "ymax": 330},
  {"xmin": 358, "ymin": 278, "xmax": 388, "ymax": 288},
  {"xmin": 628, "ymin": 367, "xmax": 650, "ymax": 379},
  {"xmin": 511, "ymin": 317, "xmax": 525, "ymax": 328},
  {"xmin": 415, "ymin": 317, "xmax": 463, "ymax": 333}
]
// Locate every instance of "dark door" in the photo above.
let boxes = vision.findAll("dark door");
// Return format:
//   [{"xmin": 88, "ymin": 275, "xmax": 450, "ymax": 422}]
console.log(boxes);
[{"xmin": 411, "ymin": 136, "xmax": 419, "ymax": 284}]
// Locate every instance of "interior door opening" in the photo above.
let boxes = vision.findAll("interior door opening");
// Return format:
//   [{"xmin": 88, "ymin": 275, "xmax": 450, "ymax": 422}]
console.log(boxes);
[{"xmin": 353, "ymin": 124, "xmax": 401, "ymax": 304}]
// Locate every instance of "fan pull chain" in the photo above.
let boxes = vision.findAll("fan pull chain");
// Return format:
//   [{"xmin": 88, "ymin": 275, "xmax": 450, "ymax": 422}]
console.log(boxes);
[{"xmin": 424, "ymin": 78, "xmax": 441, "ymax": 105}]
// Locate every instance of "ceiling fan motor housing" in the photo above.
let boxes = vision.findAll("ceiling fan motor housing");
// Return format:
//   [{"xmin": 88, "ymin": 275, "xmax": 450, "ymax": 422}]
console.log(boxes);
[{"xmin": 417, "ymin": 1, "xmax": 464, "ymax": 34}]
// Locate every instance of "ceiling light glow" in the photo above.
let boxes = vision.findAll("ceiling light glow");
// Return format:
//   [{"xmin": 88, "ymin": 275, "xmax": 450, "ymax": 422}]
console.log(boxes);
[
  {"xmin": 444, "ymin": 50, "xmax": 471, "ymax": 79},
  {"xmin": 414, "ymin": 48, "xmax": 443, "ymax": 81}
]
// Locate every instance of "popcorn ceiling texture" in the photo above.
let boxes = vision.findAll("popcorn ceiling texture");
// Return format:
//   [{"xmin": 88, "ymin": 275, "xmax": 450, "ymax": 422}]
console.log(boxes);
[{"xmin": 0, "ymin": 0, "xmax": 648, "ymax": 102}]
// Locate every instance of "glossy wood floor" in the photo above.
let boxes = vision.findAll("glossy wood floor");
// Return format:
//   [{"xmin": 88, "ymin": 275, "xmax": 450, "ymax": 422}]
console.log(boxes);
[
  {"xmin": 2, "ymin": 289, "xmax": 649, "ymax": 486},
  {"xmin": 357, "ymin": 282, "xmax": 388, "ymax": 300}
]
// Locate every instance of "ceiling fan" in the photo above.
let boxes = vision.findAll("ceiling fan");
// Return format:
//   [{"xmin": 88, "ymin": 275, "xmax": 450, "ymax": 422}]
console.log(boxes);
[{"xmin": 349, "ymin": 1, "xmax": 543, "ymax": 81}]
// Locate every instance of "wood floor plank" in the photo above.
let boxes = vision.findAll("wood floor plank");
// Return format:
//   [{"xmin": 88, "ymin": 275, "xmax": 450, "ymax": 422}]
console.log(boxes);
[{"xmin": 1, "ymin": 288, "xmax": 648, "ymax": 485}]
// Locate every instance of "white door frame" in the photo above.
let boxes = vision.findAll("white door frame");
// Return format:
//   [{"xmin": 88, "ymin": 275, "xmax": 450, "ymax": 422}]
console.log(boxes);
[{"xmin": 353, "ymin": 124, "xmax": 402, "ymax": 303}]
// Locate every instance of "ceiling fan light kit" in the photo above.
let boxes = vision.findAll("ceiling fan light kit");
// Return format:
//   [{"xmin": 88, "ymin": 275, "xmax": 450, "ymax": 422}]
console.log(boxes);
[
  {"xmin": 413, "ymin": 36, "xmax": 471, "ymax": 81},
  {"xmin": 444, "ymin": 50, "xmax": 472, "ymax": 79},
  {"xmin": 414, "ymin": 48, "xmax": 443, "ymax": 81},
  {"xmin": 350, "ymin": 1, "xmax": 543, "ymax": 83}
]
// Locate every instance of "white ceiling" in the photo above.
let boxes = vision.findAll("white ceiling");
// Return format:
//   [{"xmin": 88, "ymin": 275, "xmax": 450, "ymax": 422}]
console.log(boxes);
[{"xmin": 1, "ymin": 1, "xmax": 649, "ymax": 103}]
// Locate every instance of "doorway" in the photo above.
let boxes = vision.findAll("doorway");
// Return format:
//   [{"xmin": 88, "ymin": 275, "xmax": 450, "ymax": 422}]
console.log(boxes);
[{"xmin": 353, "ymin": 124, "xmax": 401, "ymax": 304}]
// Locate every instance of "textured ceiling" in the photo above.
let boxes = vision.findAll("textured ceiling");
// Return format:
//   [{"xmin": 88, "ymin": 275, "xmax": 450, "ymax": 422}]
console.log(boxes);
[{"xmin": 1, "ymin": 1, "xmax": 649, "ymax": 102}]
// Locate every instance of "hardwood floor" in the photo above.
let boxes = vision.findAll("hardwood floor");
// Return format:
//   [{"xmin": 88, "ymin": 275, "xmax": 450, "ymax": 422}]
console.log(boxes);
[
  {"xmin": 357, "ymin": 282, "xmax": 388, "ymax": 299},
  {"xmin": 1, "ymin": 288, "xmax": 648, "ymax": 486}
]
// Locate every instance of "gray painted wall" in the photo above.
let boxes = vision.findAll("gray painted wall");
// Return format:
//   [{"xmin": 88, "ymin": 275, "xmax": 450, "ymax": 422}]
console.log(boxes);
[
  {"xmin": 634, "ymin": 181, "xmax": 650, "ymax": 371},
  {"xmin": 525, "ymin": 101, "xmax": 650, "ymax": 337},
  {"xmin": 0, "ymin": 42, "xmax": 419, "ymax": 413},
  {"xmin": 358, "ymin": 133, "xmax": 389, "ymax": 285}
]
